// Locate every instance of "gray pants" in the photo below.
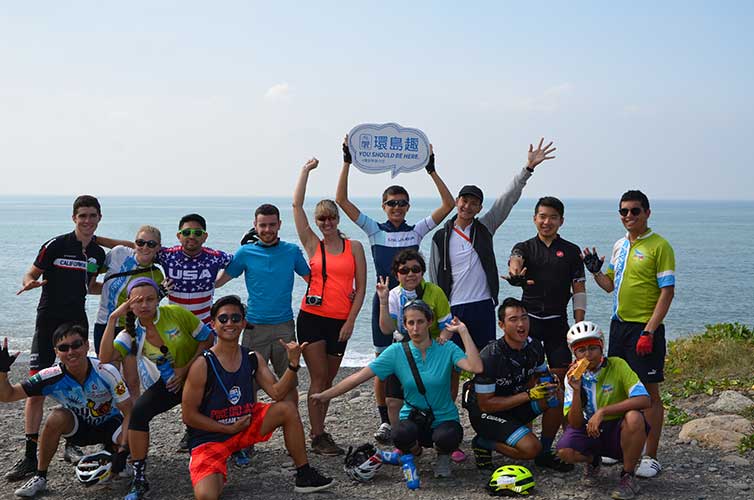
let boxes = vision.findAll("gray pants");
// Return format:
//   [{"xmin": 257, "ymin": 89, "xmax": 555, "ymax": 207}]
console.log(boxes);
[{"xmin": 242, "ymin": 320, "xmax": 295, "ymax": 379}]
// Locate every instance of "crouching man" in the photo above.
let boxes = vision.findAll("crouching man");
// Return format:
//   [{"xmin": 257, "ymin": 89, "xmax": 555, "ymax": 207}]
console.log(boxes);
[
  {"xmin": 0, "ymin": 325, "xmax": 132, "ymax": 498},
  {"xmin": 182, "ymin": 295, "xmax": 333, "ymax": 500},
  {"xmin": 556, "ymin": 321, "xmax": 650, "ymax": 500}
]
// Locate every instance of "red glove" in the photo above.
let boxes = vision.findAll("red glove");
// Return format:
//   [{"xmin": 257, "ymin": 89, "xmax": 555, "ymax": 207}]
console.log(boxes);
[{"xmin": 636, "ymin": 333, "xmax": 654, "ymax": 356}]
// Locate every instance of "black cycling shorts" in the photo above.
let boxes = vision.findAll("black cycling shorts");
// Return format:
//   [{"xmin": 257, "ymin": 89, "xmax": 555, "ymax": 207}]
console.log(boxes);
[
  {"xmin": 468, "ymin": 400, "xmax": 541, "ymax": 447},
  {"xmin": 608, "ymin": 320, "xmax": 665, "ymax": 384},
  {"xmin": 528, "ymin": 315, "xmax": 572, "ymax": 370},
  {"xmin": 296, "ymin": 310, "xmax": 348, "ymax": 357},
  {"xmin": 61, "ymin": 408, "xmax": 123, "ymax": 447}
]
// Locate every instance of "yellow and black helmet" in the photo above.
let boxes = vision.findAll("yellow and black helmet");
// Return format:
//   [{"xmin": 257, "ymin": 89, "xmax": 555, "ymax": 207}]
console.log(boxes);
[{"xmin": 487, "ymin": 465, "xmax": 535, "ymax": 496}]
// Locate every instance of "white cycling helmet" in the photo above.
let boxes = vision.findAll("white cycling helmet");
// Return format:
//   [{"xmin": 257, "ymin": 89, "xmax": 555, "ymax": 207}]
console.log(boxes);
[
  {"xmin": 566, "ymin": 321, "xmax": 604, "ymax": 349},
  {"xmin": 75, "ymin": 451, "xmax": 112, "ymax": 487},
  {"xmin": 343, "ymin": 444, "xmax": 382, "ymax": 482}
]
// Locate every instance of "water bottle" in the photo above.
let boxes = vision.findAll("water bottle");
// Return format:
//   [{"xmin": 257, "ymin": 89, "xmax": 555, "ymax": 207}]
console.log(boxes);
[
  {"xmin": 156, "ymin": 356, "xmax": 175, "ymax": 384},
  {"xmin": 400, "ymin": 453, "xmax": 420, "ymax": 490},
  {"xmin": 539, "ymin": 374, "xmax": 560, "ymax": 408},
  {"xmin": 375, "ymin": 449, "xmax": 401, "ymax": 465}
]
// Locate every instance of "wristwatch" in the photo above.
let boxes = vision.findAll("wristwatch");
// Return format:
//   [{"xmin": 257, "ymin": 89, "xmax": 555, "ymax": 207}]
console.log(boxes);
[
  {"xmin": 288, "ymin": 363, "xmax": 300, "ymax": 373},
  {"xmin": 640, "ymin": 330, "xmax": 653, "ymax": 336}
]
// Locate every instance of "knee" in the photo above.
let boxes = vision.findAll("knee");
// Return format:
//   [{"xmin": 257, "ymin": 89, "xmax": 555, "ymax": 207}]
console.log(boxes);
[
  {"xmin": 129, "ymin": 399, "xmax": 152, "ymax": 432},
  {"xmin": 277, "ymin": 400, "xmax": 299, "ymax": 420},
  {"xmin": 433, "ymin": 422, "xmax": 462, "ymax": 453},
  {"xmin": 516, "ymin": 435, "xmax": 542, "ymax": 460},
  {"xmin": 392, "ymin": 420, "xmax": 419, "ymax": 453},
  {"xmin": 42, "ymin": 408, "xmax": 71, "ymax": 434},
  {"xmin": 557, "ymin": 448, "xmax": 577, "ymax": 463},
  {"xmin": 622, "ymin": 411, "xmax": 646, "ymax": 435}
]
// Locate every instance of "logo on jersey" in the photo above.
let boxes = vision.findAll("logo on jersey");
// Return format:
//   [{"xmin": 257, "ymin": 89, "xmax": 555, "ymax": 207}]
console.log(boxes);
[
  {"xmin": 601, "ymin": 384, "xmax": 614, "ymax": 395},
  {"xmin": 228, "ymin": 386, "xmax": 242, "ymax": 405},
  {"xmin": 163, "ymin": 327, "xmax": 179, "ymax": 338},
  {"xmin": 114, "ymin": 381, "xmax": 127, "ymax": 396},
  {"xmin": 87, "ymin": 399, "xmax": 112, "ymax": 418},
  {"xmin": 633, "ymin": 250, "xmax": 645, "ymax": 261},
  {"xmin": 167, "ymin": 269, "xmax": 213, "ymax": 281},
  {"xmin": 53, "ymin": 258, "xmax": 87, "ymax": 271},
  {"xmin": 556, "ymin": 250, "xmax": 564, "ymax": 258}
]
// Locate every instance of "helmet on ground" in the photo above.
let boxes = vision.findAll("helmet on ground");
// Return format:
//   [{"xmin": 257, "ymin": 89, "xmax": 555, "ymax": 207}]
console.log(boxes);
[
  {"xmin": 75, "ymin": 451, "xmax": 112, "ymax": 487},
  {"xmin": 487, "ymin": 464, "xmax": 535, "ymax": 496},
  {"xmin": 344, "ymin": 443, "xmax": 382, "ymax": 482},
  {"xmin": 566, "ymin": 321, "xmax": 604, "ymax": 350}
]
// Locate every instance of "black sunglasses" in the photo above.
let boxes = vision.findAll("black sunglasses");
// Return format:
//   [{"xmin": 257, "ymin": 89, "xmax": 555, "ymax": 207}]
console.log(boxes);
[
  {"xmin": 618, "ymin": 207, "xmax": 643, "ymax": 216},
  {"xmin": 384, "ymin": 199, "xmax": 409, "ymax": 208},
  {"xmin": 178, "ymin": 228, "xmax": 206, "ymax": 237},
  {"xmin": 397, "ymin": 265, "xmax": 423, "ymax": 275},
  {"xmin": 55, "ymin": 339, "xmax": 85, "ymax": 352},
  {"xmin": 217, "ymin": 313, "xmax": 244, "ymax": 324},
  {"xmin": 135, "ymin": 239, "xmax": 159, "ymax": 248}
]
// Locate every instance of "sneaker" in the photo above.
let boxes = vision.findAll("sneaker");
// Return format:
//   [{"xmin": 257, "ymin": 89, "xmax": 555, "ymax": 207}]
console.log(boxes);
[
  {"xmin": 374, "ymin": 422, "xmax": 392, "ymax": 444},
  {"xmin": 231, "ymin": 449, "xmax": 251, "ymax": 467},
  {"xmin": 635, "ymin": 456, "xmax": 662, "ymax": 478},
  {"xmin": 14, "ymin": 475, "xmax": 47, "ymax": 497},
  {"xmin": 534, "ymin": 450, "xmax": 575, "ymax": 472},
  {"xmin": 294, "ymin": 467, "xmax": 334, "ymax": 494},
  {"xmin": 583, "ymin": 456, "xmax": 601, "ymax": 485},
  {"xmin": 177, "ymin": 430, "xmax": 190, "ymax": 453},
  {"xmin": 450, "ymin": 448, "xmax": 467, "ymax": 463},
  {"xmin": 311, "ymin": 433, "xmax": 344, "ymax": 456},
  {"xmin": 602, "ymin": 456, "xmax": 619, "ymax": 465},
  {"xmin": 471, "ymin": 436, "xmax": 494, "ymax": 470},
  {"xmin": 611, "ymin": 473, "xmax": 640, "ymax": 499},
  {"xmin": 433, "ymin": 453, "xmax": 452, "ymax": 478},
  {"xmin": 5, "ymin": 456, "xmax": 37, "ymax": 482},
  {"xmin": 124, "ymin": 476, "xmax": 150, "ymax": 500},
  {"xmin": 63, "ymin": 442, "xmax": 84, "ymax": 464}
]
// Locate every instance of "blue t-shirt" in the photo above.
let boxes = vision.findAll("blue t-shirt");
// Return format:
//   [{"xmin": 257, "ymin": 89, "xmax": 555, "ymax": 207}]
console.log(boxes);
[
  {"xmin": 369, "ymin": 340, "xmax": 466, "ymax": 427},
  {"xmin": 225, "ymin": 241, "xmax": 310, "ymax": 324}
]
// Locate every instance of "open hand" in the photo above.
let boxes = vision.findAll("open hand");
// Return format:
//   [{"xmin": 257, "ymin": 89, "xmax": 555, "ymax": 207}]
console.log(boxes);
[
  {"xmin": 16, "ymin": 279, "xmax": 47, "ymax": 296},
  {"xmin": 527, "ymin": 138, "xmax": 556, "ymax": 170},
  {"xmin": 586, "ymin": 410, "xmax": 604, "ymax": 438},
  {"xmin": 0, "ymin": 338, "xmax": 20, "ymax": 373},
  {"xmin": 582, "ymin": 248, "xmax": 604, "ymax": 274}
]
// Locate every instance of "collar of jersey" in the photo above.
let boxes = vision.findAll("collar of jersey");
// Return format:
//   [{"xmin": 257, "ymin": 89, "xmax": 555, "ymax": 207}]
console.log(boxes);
[
  {"xmin": 135, "ymin": 307, "xmax": 162, "ymax": 330},
  {"xmin": 624, "ymin": 228, "xmax": 653, "ymax": 241},
  {"xmin": 255, "ymin": 238, "xmax": 281, "ymax": 247},
  {"xmin": 60, "ymin": 356, "xmax": 93, "ymax": 383}
]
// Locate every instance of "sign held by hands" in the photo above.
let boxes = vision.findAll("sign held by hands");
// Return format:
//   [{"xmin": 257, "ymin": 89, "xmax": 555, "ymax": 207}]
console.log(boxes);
[{"xmin": 348, "ymin": 123, "xmax": 430, "ymax": 178}]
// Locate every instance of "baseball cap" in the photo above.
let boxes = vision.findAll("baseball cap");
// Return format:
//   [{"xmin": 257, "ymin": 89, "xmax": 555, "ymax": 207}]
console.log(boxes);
[{"xmin": 458, "ymin": 185, "xmax": 484, "ymax": 203}]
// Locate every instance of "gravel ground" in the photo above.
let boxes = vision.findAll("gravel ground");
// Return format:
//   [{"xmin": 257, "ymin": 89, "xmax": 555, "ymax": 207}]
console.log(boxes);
[{"xmin": 0, "ymin": 363, "xmax": 752, "ymax": 500}]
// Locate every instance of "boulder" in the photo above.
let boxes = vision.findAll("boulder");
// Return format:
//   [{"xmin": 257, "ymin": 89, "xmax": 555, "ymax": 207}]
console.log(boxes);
[
  {"xmin": 708, "ymin": 390, "xmax": 754, "ymax": 413},
  {"xmin": 679, "ymin": 414, "xmax": 753, "ymax": 451}
]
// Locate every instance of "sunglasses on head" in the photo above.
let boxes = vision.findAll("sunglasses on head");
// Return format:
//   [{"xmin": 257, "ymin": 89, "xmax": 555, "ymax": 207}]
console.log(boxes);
[
  {"xmin": 135, "ymin": 239, "xmax": 159, "ymax": 248},
  {"xmin": 178, "ymin": 228, "xmax": 206, "ymax": 237},
  {"xmin": 384, "ymin": 199, "xmax": 409, "ymax": 208},
  {"xmin": 217, "ymin": 313, "xmax": 244, "ymax": 324},
  {"xmin": 55, "ymin": 339, "xmax": 84, "ymax": 352},
  {"xmin": 316, "ymin": 215, "xmax": 337, "ymax": 222},
  {"xmin": 397, "ymin": 265, "xmax": 423, "ymax": 275},
  {"xmin": 618, "ymin": 207, "xmax": 643, "ymax": 217}
]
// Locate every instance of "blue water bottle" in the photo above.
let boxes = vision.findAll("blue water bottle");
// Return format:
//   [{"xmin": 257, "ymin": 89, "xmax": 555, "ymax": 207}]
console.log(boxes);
[
  {"xmin": 156, "ymin": 356, "xmax": 175, "ymax": 384},
  {"xmin": 539, "ymin": 374, "xmax": 560, "ymax": 408},
  {"xmin": 376, "ymin": 449, "xmax": 401, "ymax": 465},
  {"xmin": 400, "ymin": 453, "xmax": 420, "ymax": 490}
]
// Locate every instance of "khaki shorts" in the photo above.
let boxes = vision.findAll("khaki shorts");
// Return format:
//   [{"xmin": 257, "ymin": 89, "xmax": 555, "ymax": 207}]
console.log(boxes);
[{"xmin": 242, "ymin": 320, "xmax": 295, "ymax": 379}]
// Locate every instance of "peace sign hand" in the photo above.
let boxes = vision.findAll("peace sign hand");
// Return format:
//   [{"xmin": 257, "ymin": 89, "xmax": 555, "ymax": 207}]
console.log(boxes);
[
  {"xmin": 375, "ymin": 276, "xmax": 390, "ymax": 303},
  {"xmin": 527, "ymin": 138, "xmax": 557, "ymax": 170}
]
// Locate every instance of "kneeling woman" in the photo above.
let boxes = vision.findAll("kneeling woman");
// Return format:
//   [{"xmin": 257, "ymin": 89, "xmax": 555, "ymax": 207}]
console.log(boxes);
[
  {"xmin": 99, "ymin": 277, "xmax": 213, "ymax": 500},
  {"xmin": 310, "ymin": 301, "xmax": 482, "ymax": 478}
]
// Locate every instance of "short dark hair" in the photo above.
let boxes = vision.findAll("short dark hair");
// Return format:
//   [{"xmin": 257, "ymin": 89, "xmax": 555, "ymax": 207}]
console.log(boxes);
[
  {"xmin": 255, "ymin": 204, "xmax": 280, "ymax": 220},
  {"xmin": 52, "ymin": 323, "xmax": 88, "ymax": 346},
  {"xmin": 498, "ymin": 297, "xmax": 527, "ymax": 321},
  {"xmin": 391, "ymin": 249, "xmax": 426, "ymax": 276},
  {"xmin": 72, "ymin": 195, "xmax": 101, "ymax": 216},
  {"xmin": 211, "ymin": 295, "xmax": 247, "ymax": 319},
  {"xmin": 620, "ymin": 190, "xmax": 650, "ymax": 211},
  {"xmin": 179, "ymin": 213, "xmax": 207, "ymax": 230},
  {"xmin": 381, "ymin": 185, "xmax": 410, "ymax": 203},
  {"xmin": 534, "ymin": 196, "xmax": 564, "ymax": 217}
]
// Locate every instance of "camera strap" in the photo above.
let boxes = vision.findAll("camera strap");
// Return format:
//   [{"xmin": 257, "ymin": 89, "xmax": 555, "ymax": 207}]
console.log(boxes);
[
  {"xmin": 304, "ymin": 240, "xmax": 328, "ymax": 300},
  {"xmin": 103, "ymin": 265, "xmax": 160, "ymax": 284},
  {"xmin": 402, "ymin": 342, "xmax": 433, "ymax": 410}
]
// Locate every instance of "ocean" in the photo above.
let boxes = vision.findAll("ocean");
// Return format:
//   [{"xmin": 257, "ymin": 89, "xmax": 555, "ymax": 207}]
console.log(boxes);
[{"xmin": 2, "ymin": 196, "xmax": 753, "ymax": 367}]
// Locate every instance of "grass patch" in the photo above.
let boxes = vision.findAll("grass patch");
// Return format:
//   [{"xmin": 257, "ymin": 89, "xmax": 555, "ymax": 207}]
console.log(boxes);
[
  {"xmin": 662, "ymin": 392, "xmax": 691, "ymax": 426},
  {"xmin": 738, "ymin": 433, "xmax": 754, "ymax": 454},
  {"xmin": 664, "ymin": 323, "xmax": 754, "ymax": 397}
]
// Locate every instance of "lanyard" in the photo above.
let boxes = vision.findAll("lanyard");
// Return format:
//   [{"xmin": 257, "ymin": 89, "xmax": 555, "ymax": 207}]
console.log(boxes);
[{"xmin": 452, "ymin": 226, "xmax": 471, "ymax": 243}]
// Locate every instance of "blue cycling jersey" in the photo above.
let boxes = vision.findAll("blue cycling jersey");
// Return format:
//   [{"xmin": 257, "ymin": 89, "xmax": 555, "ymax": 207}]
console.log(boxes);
[{"xmin": 22, "ymin": 357, "xmax": 130, "ymax": 427}]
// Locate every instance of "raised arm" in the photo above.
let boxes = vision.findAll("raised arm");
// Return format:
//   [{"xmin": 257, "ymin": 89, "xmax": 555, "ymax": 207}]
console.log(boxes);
[
  {"xmin": 335, "ymin": 135, "xmax": 362, "ymax": 223},
  {"xmin": 292, "ymin": 158, "xmax": 322, "ymax": 258},
  {"xmin": 376, "ymin": 276, "xmax": 396, "ymax": 335},
  {"xmin": 446, "ymin": 319, "xmax": 483, "ymax": 373},
  {"xmin": 0, "ymin": 339, "xmax": 26, "ymax": 403},
  {"xmin": 99, "ymin": 297, "xmax": 139, "ymax": 364},
  {"xmin": 338, "ymin": 241, "xmax": 368, "ymax": 342},
  {"xmin": 97, "ymin": 236, "xmax": 134, "ymax": 249},
  {"xmin": 254, "ymin": 340, "xmax": 307, "ymax": 401},
  {"xmin": 426, "ymin": 146, "xmax": 456, "ymax": 225}
]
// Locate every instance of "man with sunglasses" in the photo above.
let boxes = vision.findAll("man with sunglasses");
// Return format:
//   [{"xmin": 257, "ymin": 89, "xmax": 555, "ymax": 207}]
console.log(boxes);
[
  {"xmin": 0, "ymin": 325, "xmax": 132, "ymax": 498},
  {"xmin": 182, "ymin": 295, "xmax": 333, "ymax": 496},
  {"xmin": 336, "ymin": 136, "xmax": 455, "ymax": 444},
  {"xmin": 583, "ymin": 190, "xmax": 675, "ymax": 479},
  {"xmin": 11, "ymin": 195, "xmax": 107, "ymax": 481}
]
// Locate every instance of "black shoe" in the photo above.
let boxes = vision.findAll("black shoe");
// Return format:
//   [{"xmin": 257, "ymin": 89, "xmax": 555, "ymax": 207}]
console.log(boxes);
[
  {"xmin": 471, "ymin": 436, "xmax": 494, "ymax": 470},
  {"xmin": 177, "ymin": 430, "xmax": 190, "ymax": 453},
  {"xmin": 294, "ymin": 467, "xmax": 334, "ymax": 494},
  {"xmin": 4, "ymin": 456, "xmax": 37, "ymax": 482},
  {"xmin": 535, "ymin": 450, "xmax": 574, "ymax": 472}
]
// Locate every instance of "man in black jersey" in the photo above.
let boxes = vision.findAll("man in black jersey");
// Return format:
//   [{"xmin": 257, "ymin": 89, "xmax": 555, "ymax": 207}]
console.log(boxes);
[
  {"xmin": 505, "ymin": 196, "xmax": 586, "ymax": 387},
  {"xmin": 9, "ymin": 195, "xmax": 107, "ymax": 481},
  {"xmin": 463, "ymin": 298, "xmax": 572, "ymax": 472},
  {"xmin": 182, "ymin": 295, "xmax": 333, "ymax": 499}
]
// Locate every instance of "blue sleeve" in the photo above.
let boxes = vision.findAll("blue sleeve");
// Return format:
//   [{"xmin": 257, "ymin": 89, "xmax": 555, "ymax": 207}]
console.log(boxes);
[
  {"xmin": 224, "ymin": 247, "xmax": 245, "ymax": 278},
  {"xmin": 369, "ymin": 344, "xmax": 397, "ymax": 381},
  {"xmin": 294, "ymin": 246, "xmax": 311, "ymax": 277},
  {"xmin": 448, "ymin": 342, "xmax": 467, "ymax": 368},
  {"xmin": 355, "ymin": 212, "xmax": 380, "ymax": 237}
]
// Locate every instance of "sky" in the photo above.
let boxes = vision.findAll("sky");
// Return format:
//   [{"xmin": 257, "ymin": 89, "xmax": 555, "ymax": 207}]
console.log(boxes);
[{"xmin": 1, "ymin": 1, "xmax": 753, "ymax": 200}]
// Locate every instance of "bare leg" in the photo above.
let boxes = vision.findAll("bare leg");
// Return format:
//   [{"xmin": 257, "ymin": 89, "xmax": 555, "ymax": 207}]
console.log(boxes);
[
  {"xmin": 643, "ymin": 383, "xmax": 663, "ymax": 458},
  {"xmin": 193, "ymin": 473, "xmax": 224, "ymax": 500},
  {"xmin": 260, "ymin": 401, "xmax": 308, "ymax": 467},
  {"xmin": 620, "ymin": 411, "xmax": 647, "ymax": 473},
  {"xmin": 37, "ymin": 408, "xmax": 75, "ymax": 472},
  {"xmin": 557, "ymin": 447, "xmax": 590, "ymax": 464},
  {"xmin": 129, "ymin": 430, "xmax": 150, "ymax": 460},
  {"xmin": 24, "ymin": 396, "xmax": 45, "ymax": 435},
  {"xmin": 494, "ymin": 433, "xmax": 542, "ymax": 460},
  {"xmin": 303, "ymin": 341, "xmax": 329, "ymax": 437}
]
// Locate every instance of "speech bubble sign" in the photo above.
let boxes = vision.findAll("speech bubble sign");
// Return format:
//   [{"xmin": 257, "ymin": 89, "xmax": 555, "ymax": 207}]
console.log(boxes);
[{"xmin": 348, "ymin": 123, "xmax": 430, "ymax": 178}]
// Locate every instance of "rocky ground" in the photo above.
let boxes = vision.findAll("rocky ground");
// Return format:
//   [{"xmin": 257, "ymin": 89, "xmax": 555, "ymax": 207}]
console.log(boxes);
[{"xmin": 0, "ymin": 364, "xmax": 752, "ymax": 500}]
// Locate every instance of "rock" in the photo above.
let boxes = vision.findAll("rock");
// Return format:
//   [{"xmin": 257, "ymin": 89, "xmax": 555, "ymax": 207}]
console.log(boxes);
[
  {"xmin": 721, "ymin": 454, "xmax": 751, "ymax": 466},
  {"xmin": 348, "ymin": 390, "xmax": 361, "ymax": 399},
  {"xmin": 709, "ymin": 390, "xmax": 754, "ymax": 413},
  {"xmin": 733, "ymin": 482, "xmax": 751, "ymax": 491},
  {"xmin": 707, "ymin": 466, "xmax": 718, "ymax": 472},
  {"xmin": 679, "ymin": 414, "xmax": 753, "ymax": 451}
]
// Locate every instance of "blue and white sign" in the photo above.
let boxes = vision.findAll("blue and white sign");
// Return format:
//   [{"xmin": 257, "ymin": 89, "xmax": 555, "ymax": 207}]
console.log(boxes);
[{"xmin": 348, "ymin": 123, "xmax": 430, "ymax": 178}]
